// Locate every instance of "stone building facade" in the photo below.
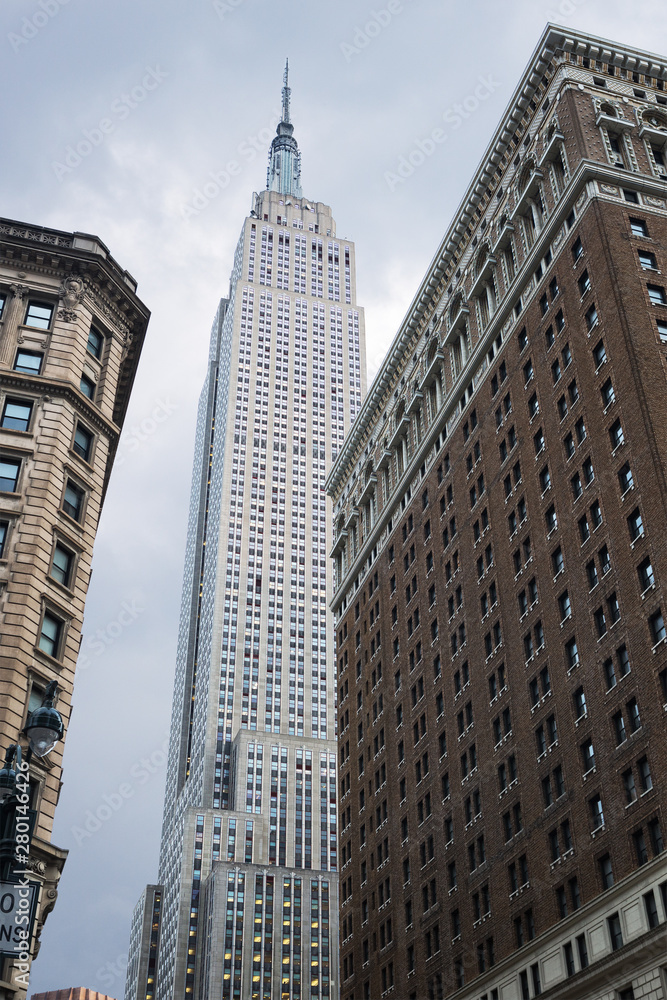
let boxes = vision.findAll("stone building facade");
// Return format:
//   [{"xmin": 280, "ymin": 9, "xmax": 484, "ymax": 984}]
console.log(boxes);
[
  {"xmin": 327, "ymin": 25, "xmax": 667, "ymax": 1000},
  {"xmin": 0, "ymin": 219, "xmax": 149, "ymax": 997}
]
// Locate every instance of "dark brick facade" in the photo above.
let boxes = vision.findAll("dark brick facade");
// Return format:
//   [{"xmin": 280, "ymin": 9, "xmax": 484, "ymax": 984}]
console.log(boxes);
[{"xmin": 329, "ymin": 26, "xmax": 667, "ymax": 1000}]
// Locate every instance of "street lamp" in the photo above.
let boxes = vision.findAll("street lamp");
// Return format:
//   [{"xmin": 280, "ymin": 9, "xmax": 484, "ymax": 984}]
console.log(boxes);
[
  {"xmin": 23, "ymin": 680, "xmax": 64, "ymax": 758},
  {"xmin": 0, "ymin": 681, "xmax": 64, "ymax": 876}
]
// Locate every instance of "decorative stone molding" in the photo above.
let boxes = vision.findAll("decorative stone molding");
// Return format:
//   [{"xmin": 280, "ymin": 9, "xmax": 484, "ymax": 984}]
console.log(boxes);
[{"xmin": 57, "ymin": 273, "xmax": 86, "ymax": 322}]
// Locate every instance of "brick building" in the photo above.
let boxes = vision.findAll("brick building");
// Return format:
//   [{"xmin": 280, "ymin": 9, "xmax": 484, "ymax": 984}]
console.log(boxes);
[
  {"xmin": 327, "ymin": 25, "xmax": 667, "ymax": 1000},
  {"xmin": 0, "ymin": 219, "xmax": 149, "ymax": 997}
]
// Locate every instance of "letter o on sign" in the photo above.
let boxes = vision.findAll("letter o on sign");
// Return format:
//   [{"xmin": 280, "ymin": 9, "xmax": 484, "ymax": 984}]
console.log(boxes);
[{"xmin": 0, "ymin": 892, "xmax": 15, "ymax": 913}]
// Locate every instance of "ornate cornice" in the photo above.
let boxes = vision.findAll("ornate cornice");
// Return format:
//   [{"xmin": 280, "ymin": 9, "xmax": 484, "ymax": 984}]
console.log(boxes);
[{"xmin": 326, "ymin": 24, "xmax": 667, "ymax": 498}]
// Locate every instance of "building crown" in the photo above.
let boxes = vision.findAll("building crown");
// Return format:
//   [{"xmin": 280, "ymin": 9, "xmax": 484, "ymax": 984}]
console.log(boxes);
[{"xmin": 267, "ymin": 59, "xmax": 303, "ymax": 198}]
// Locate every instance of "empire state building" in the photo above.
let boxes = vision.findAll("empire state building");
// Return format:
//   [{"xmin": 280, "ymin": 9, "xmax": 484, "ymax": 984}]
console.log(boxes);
[{"xmin": 125, "ymin": 64, "xmax": 366, "ymax": 1000}]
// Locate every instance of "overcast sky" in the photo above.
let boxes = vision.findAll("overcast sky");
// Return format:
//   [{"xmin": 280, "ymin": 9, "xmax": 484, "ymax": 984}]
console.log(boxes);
[{"xmin": 2, "ymin": 0, "xmax": 665, "ymax": 993}]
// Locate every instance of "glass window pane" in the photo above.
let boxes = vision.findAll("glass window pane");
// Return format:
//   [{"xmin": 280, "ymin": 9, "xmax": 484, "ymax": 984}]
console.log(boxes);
[
  {"xmin": 0, "ymin": 459, "xmax": 20, "ymax": 492},
  {"xmin": 87, "ymin": 327, "xmax": 103, "ymax": 359},
  {"xmin": 39, "ymin": 612, "xmax": 61, "ymax": 657},
  {"xmin": 1, "ymin": 400, "xmax": 32, "ymax": 432},
  {"xmin": 13, "ymin": 351, "xmax": 43, "ymax": 375},
  {"xmin": 25, "ymin": 301, "xmax": 53, "ymax": 330}
]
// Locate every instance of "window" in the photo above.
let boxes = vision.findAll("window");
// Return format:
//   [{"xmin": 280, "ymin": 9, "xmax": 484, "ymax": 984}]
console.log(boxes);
[
  {"xmin": 650, "ymin": 609, "xmax": 666, "ymax": 645},
  {"xmin": 647, "ymin": 284, "xmax": 667, "ymax": 305},
  {"xmin": 601, "ymin": 378, "xmax": 615, "ymax": 408},
  {"xmin": 1, "ymin": 399, "xmax": 32, "ymax": 433},
  {"xmin": 587, "ymin": 560, "xmax": 599, "ymax": 590},
  {"xmin": 638, "ymin": 755, "xmax": 653, "ymax": 793},
  {"xmin": 571, "ymin": 472, "xmax": 582, "ymax": 500},
  {"xmin": 618, "ymin": 462, "xmax": 634, "ymax": 494},
  {"xmin": 580, "ymin": 739, "xmax": 595, "ymax": 776},
  {"xmin": 630, "ymin": 217, "xmax": 648, "ymax": 238},
  {"xmin": 578, "ymin": 270, "xmax": 591, "ymax": 296},
  {"xmin": 551, "ymin": 358, "xmax": 561, "ymax": 383},
  {"xmin": 607, "ymin": 912, "xmax": 623, "ymax": 951},
  {"xmin": 24, "ymin": 301, "xmax": 53, "ymax": 330},
  {"xmin": 539, "ymin": 465, "xmax": 551, "ymax": 492},
  {"xmin": 566, "ymin": 637, "xmax": 579, "ymax": 670},
  {"xmin": 0, "ymin": 458, "xmax": 20, "ymax": 493},
  {"xmin": 639, "ymin": 250, "xmax": 657, "ymax": 270},
  {"xmin": 73, "ymin": 424, "xmax": 93, "ymax": 462},
  {"xmin": 627, "ymin": 696, "xmax": 641, "ymax": 732},
  {"xmin": 63, "ymin": 480, "xmax": 84, "ymax": 521},
  {"xmin": 39, "ymin": 610, "xmax": 63, "ymax": 658},
  {"xmin": 590, "ymin": 794, "xmax": 604, "ymax": 830},
  {"xmin": 523, "ymin": 359, "xmax": 534, "ymax": 384},
  {"xmin": 13, "ymin": 349, "xmax": 43, "ymax": 375},
  {"xmin": 51, "ymin": 543, "xmax": 74, "ymax": 587},
  {"xmin": 583, "ymin": 457, "xmax": 594, "ymax": 485},
  {"xmin": 593, "ymin": 339, "xmax": 606, "ymax": 368},
  {"xmin": 648, "ymin": 817, "xmax": 664, "ymax": 855},
  {"xmin": 545, "ymin": 324, "xmax": 555, "ymax": 349},
  {"xmin": 571, "ymin": 236, "xmax": 583, "ymax": 262},
  {"xmin": 87, "ymin": 326, "xmax": 104, "ymax": 359},
  {"xmin": 585, "ymin": 303, "xmax": 598, "ymax": 331},
  {"xmin": 638, "ymin": 557, "xmax": 655, "ymax": 592},
  {"xmin": 573, "ymin": 685, "xmax": 586, "ymax": 719},
  {"xmin": 80, "ymin": 374, "xmax": 95, "ymax": 400},
  {"xmin": 533, "ymin": 428, "xmax": 545, "ymax": 455},
  {"xmin": 0, "ymin": 520, "xmax": 8, "ymax": 559},
  {"xmin": 590, "ymin": 501, "xmax": 602, "ymax": 529},
  {"xmin": 609, "ymin": 418, "xmax": 624, "ymax": 450},
  {"xmin": 627, "ymin": 507, "xmax": 644, "ymax": 542},
  {"xmin": 552, "ymin": 546, "xmax": 564, "ymax": 576}
]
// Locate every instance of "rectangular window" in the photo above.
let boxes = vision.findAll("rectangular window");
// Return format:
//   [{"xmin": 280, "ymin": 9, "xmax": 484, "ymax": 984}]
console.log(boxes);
[
  {"xmin": 80, "ymin": 374, "xmax": 95, "ymax": 400},
  {"xmin": 39, "ymin": 610, "xmax": 63, "ymax": 658},
  {"xmin": 0, "ymin": 520, "xmax": 7, "ymax": 559},
  {"xmin": 647, "ymin": 284, "xmax": 667, "ymax": 305},
  {"xmin": 87, "ymin": 326, "xmax": 104, "ymax": 359},
  {"xmin": 13, "ymin": 350, "xmax": 43, "ymax": 375},
  {"xmin": 0, "ymin": 458, "xmax": 20, "ymax": 493},
  {"xmin": 24, "ymin": 301, "xmax": 53, "ymax": 330},
  {"xmin": 51, "ymin": 543, "xmax": 74, "ymax": 587},
  {"xmin": 73, "ymin": 424, "xmax": 93, "ymax": 462},
  {"xmin": 1, "ymin": 399, "xmax": 32, "ymax": 432},
  {"xmin": 63, "ymin": 480, "xmax": 84, "ymax": 521}
]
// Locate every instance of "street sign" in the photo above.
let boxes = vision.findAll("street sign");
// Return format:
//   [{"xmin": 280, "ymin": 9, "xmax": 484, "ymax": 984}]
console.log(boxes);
[{"xmin": 0, "ymin": 881, "xmax": 38, "ymax": 957}]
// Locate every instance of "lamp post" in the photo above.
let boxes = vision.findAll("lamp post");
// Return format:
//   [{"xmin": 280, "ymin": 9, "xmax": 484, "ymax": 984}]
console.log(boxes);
[{"xmin": 0, "ymin": 680, "xmax": 64, "ymax": 972}]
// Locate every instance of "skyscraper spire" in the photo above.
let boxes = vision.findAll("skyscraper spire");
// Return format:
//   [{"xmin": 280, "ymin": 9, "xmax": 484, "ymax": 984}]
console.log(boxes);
[
  {"xmin": 267, "ymin": 58, "xmax": 303, "ymax": 198},
  {"xmin": 281, "ymin": 58, "xmax": 291, "ymax": 124}
]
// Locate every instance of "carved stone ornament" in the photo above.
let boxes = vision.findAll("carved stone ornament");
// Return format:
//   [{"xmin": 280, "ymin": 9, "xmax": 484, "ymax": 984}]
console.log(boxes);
[
  {"xmin": 26, "ymin": 858, "xmax": 47, "ymax": 876},
  {"xmin": 644, "ymin": 195, "xmax": 666, "ymax": 208},
  {"xmin": 57, "ymin": 274, "xmax": 86, "ymax": 322},
  {"xmin": 600, "ymin": 183, "xmax": 620, "ymax": 195},
  {"xmin": 9, "ymin": 283, "xmax": 29, "ymax": 301}
]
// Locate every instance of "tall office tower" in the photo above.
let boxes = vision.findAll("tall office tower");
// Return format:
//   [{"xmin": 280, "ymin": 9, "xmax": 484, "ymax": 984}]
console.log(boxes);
[
  {"xmin": 328, "ymin": 24, "xmax": 667, "ymax": 1000},
  {"xmin": 126, "ymin": 67, "xmax": 366, "ymax": 1000},
  {"xmin": 0, "ymin": 219, "xmax": 149, "ymax": 998}
]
